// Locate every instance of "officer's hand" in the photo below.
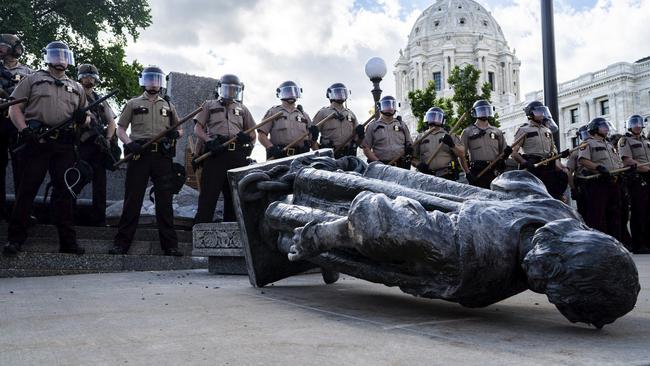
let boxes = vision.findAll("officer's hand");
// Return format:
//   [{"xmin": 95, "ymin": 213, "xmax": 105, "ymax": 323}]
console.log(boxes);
[
  {"xmin": 416, "ymin": 162, "xmax": 430, "ymax": 173},
  {"xmin": 523, "ymin": 160, "xmax": 536, "ymax": 170},
  {"xmin": 404, "ymin": 144, "xmax": 414, "ymax": 157},
  {"xmin": 355, "ymin": 125, "xmax": 365, "ymax": 140},
  {"xmin": 165, "ymin": 130, "xmax": 180, "ymax": 140},
  {"xmin": 628, "ymin": 164, "xmax": 637, "ymax": 173},
  {"xmin": 267, "ymin": 145, "xmax": 283, "ymax": 158},
  {"xmin": 440, "ymin": 134, "xmax": 455, "ymax": 148},
  {"xmin": 236, "ymin": 131, "xmax": 252, "ymax": 144},
  {"xmin": 496, "ymin": 159, "xmax": 506, "ymax": 171},
  {"xmin": 502, "ymin": 145, "xmax": 513, "ymax": 159},
  {"xmin": 126, "ymin": 141, "xmax": 143, "ymax": 155},
  {"xmin": 191, "ymin": 158, "xmax": 201, "ymax": 172},
  {"xmin": 465, "ymin": 172, "xmax": 476, "ymax": 185},
  {"xmin": 559, "ymin": 149, "xmax": 570, "ymax": 159},
  {"xmin": 18, "ymin": 127, "xmax": 38, "ymax": 146},
  {"xmin": 596, "ymin": 165, "xmax": 610, "ymax": 177},
  {"xmin": 308, "ymin": 126, "xmax": 319, "ymax": 142},
  {"xmin": 73, "ymin": 110, "xmax": 87, "ymax": 126},
  {"xmin": 206, "ymin": 139, "xmax": 226, "ymax": 155}
]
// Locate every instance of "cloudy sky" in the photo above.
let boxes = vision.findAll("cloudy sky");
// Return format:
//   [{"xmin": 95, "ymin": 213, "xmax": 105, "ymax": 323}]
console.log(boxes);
[{"xmin": 125, "ymin": 0, "xmax": 650, "ymax": 120}]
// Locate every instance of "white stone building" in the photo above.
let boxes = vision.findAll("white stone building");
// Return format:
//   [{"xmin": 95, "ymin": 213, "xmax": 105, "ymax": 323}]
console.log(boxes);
[{"xmin": 394, "ymin": 0, "xmax": 521, "ymax": 132}]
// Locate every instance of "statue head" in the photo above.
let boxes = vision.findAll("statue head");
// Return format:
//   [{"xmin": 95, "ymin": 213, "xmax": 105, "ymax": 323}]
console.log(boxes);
[{"xmin": 523, "ymin": 218, "xmax": 639, "ymax": 328}]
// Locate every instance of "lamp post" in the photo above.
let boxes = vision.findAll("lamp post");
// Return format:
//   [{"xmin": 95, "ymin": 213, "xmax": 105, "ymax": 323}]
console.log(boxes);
[
  {"xmin": 365, "ymin": 57, "xmax": 387, "ymax": 114},
  {"xmin": 541, "ymin": 0, "xmax": 560, "ymax": 150}
]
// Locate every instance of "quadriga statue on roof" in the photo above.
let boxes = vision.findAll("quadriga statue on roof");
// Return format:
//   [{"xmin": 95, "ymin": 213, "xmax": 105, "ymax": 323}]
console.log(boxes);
[{"xmin": 230, "ymin": 154, "xmax": 639, "ymax": 329}]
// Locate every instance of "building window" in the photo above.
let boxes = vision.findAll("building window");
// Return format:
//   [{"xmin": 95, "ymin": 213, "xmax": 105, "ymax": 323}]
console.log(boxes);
[
  {"xmin": 483, "ymin": 20, "xmax": 488, "ymax": 26},
  {"xmin": 459, "ymin": 18, "xmax": 466, "ymax": 25},
  {"xmin": 433, "ymin": 72, "xmax": 442, "ymax": 91},
  {"xmin": 571, "ymin": 136, "xmax": 579, "ymax": 148},
  {"xmin": 600, "ymin": 99, "xmax": 609, "ymax": 115},
  {"xmin": 411, "ymin": 78, "xmax": 415, "ymax": 91},
  {"xmin": 488, "ymin": 72, "xmax": 495, "ymax": 91},
  {"xmin": 570, "ymin": 108, "xmax": 579, "ymax": 124}
]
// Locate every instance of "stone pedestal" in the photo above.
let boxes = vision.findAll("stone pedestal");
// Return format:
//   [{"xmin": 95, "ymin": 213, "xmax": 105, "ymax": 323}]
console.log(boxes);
[{"xmin": 192, "ymin": 222, "xmax": 246, "ymax": 275}]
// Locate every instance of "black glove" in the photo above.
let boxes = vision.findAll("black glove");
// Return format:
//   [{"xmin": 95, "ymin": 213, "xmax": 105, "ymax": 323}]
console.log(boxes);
[
  {"xmin": 496, "ymin": 159, "xmax": 506, "ymax": 172},
  {"xmin": 466, "ymin": 172, "xmax": 476, "ymax": 185},
  {"xmin": 404, "ymin": 144, "xmax": 414, "ymax": 157},
  {"xmin": 236, "ymin": 131, "xmax": 252, "ymax": 144},
  {"xmin": 559, "ymin": 149, "xmax": 570, "ymax": 159},
  {"xmin": 73, "ymin": 110, "xmax": 87, "ymax": 126},
  {"xmin": 596, "ymin": 165, "xmax": 610, "ymax": 177},
  {"xmin": 206, "ymin": 139, "xmax": 226, "ymax": 155},
  {"xmin": 502, "ymin": 145, "xmax": 513, "ymax": 159},
  {"xmin": 165, "ymin": 129, "xmax": 180, "ymax": 139},
  {"xmin": 18, "ymin": 127, "xmax": 38, "ymax": 146},
  {"xmin": 267, "ymin": 145, "xmax": 283, "ymax": 158},
  {"xmin": 628, "ymin": 164, "xmax": 637, "ymax": 173},
  {"xmin": 309, "ymin": 125, "xmax": 319, "ymax": 142},
  {"xmin": 126, "ymin": 141, "xmax": 143, "ymax": 155},
  {"xmin": 523, "ymin": 160, "xmax": 536, "ymax": 170},
  {"xmin": 417, "ymin": 162, "xmax": 430, "ymax": 173},
  {"xmin": 355, "ymin": 125, "xmax": 365, "ymax": 140},
  {"xmin": 440, "ymin": 134, "xmax": 455, "ymax": 148}
]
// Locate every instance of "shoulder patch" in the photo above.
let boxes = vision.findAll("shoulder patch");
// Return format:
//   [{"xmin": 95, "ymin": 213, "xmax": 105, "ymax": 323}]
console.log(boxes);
[{"xmin": 618, "ymin": 138, "xmax": 626, "ymax": 148}]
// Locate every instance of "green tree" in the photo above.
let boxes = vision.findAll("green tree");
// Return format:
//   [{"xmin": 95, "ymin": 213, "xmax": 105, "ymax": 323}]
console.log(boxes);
[
  {"xmin": 2, "ymin": 0, "xmax": 151, "ymax": 103},
  {"xmin": 447, "ymin": 64, "xmax": 499, "ymax": 133},
  {"xmin": 407, "ymin": 80, "xmax": 455, "ymax": 133}
]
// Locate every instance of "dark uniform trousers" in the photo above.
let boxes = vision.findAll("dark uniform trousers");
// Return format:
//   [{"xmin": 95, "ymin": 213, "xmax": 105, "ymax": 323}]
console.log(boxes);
[
  {"xmin": 523, "ymin": 155, "xmax": 568, "ymax": 199},
  {"xmin": 468, "ymin": 161, "xmax": 498, "ymax": 189},
  {"xmin": 8, "ymin": 141, "xmax": 77, "ymax": 247},
  {"xmin": 114, "ymin": 150, "xmax": 177, "ymax": 250},
  {"xmin": 0, "ymin": 118, "xmax": 23, "ymax": 219},
  {"xmin": 582, "ymin": 177, "xmax": 623, "ymax": 242},
  {"xmin": 266, "ymin": 144, "xmax": 310, "ymax": 160},
  {"xmin": 627, "ymin": 173, "xmax": 649, "ymax": 251},
  {"xmin": 79, "ymin": 140, "xmax": 107, "ymax": 225},
  {"xmin": 195, "ymin": 150, "xmax": 248, "ymax": 223}
]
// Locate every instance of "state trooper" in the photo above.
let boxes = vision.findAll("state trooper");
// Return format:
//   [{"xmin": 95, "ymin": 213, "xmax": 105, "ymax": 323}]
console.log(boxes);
[
  {"xmin": 109, "ymin": 66, "xmax": 183, "ymax": 256},
  {"xmin": 77, "ymin": 63, "xmax": 117, "ymax": 226},
  {"xmin": 258, "ymin": 81, "xmax": 316, "ymax": 159},
  {"xmin": 362, "ymin": 95, "xmax": 412, "ymax": 169},
  {"xmin": 578, "ymin": 117, "xmax": 625, "ymax": 241},
  {"xmin": 413, "ymin": 107, "xmax": 465, "ymax": 180},
  {"xmin": 313, "ymin": 83, "xmax": 364, "ymax": 158},
  {"xmin": 511, "ymin": 100, "xmax": 568, "ymax": 200},
  {"xmin": 566, "ymin": 125, "xmax": 589, "ymax": 217},
  {"xmin": 618, "ymin": 115, "xmax": 650, "ymax": 253},
  {"xmin": 193, "ymin": 74, "xmax": 256, "ymax": 224},
  {"xmin": 460, "ymin": 100, "xmax": 509, "ymax": 188},
  {"xmin": 3, "ymin": 41, "xmax": 88, "ymax": 256},
  {"xmin": 0, "ymin": 34, "xmax": 33, "ymax": 222}
]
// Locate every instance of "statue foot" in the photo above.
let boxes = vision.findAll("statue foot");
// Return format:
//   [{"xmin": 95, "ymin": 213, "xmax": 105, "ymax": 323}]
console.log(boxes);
[{"xmin": 288, "ymin": 221, "xmax": 321, "ymax": 261}]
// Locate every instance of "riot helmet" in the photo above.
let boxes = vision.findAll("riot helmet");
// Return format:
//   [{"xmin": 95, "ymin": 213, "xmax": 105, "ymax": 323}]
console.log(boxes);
[
  {"xmin": 43, "ymin": 41, "xmax": 75, "ymax": 69},
  {"xmin": 524, "ymin": 100, "xmax": 558, "ymax": 132},
  {"xmin": 587, "ymin": 117, "xmax": 614, "ymax": 138},
  {"xmin": 77, "ymin": 63, "xmax": 100, "ymax": 84},
  {"xmin": 139, "ymin": 65, "xmax": 165, "ymax": 91},
  {"xmin": 0, "ymin": 34, "xmax": 24, "ymax": 58},
  {"xmin": 217, "ymin": 74, "xmax": 243, "ymax": 101},
  {"xmin": 424, "ymin": 107, "xmax": 445, "ymax": 126},
  {"xmin": 626, "ymin": 114, "xmax": 645, "ymax": 132},
  {"xmin": 276, "ymin": 80, "xmax": 302, "ymax": 102},
  {"xmin": 378, "ymin": 95, "xmax": 398, "ymax": 116},
  {"xmin": 326, "ymin": 83, "xmax": 349, "ymax": 103},
  {"xmin": 471, "ymin": 99, "xmax": 494, "ymax": 120},
  {"xmin": 576, "ymin": 125, "xmax": 589, "ymax": 142}
]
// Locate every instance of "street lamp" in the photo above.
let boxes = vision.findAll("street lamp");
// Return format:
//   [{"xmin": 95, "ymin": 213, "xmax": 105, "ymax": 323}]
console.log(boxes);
[{"xmin": 365, "ymin": 57, "xmax": 387, "ymax": 113}]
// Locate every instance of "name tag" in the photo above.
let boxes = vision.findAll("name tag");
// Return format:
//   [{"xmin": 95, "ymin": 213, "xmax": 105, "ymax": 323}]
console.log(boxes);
[{"xmin": 134, "ymin": 106, "xmax": 149, "ymax": 115}]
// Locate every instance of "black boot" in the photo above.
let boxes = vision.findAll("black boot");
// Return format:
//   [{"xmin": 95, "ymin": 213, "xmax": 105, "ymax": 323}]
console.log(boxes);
[
  {"xmin": 321, "ymin": 268, "xmax": 340, "ymax": 284},
  {"xmin": 3, "ymin": 241, "xmax": 22, "ymax": 257}
]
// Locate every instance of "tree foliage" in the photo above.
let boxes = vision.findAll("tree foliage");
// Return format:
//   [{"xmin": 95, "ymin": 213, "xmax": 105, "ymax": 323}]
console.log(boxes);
[
  {"xmin": 447, "ymin": 64, "xmax": 499, "ymax": 132},
  {"xmin": 2, "ymin": 0, "xmax": 151, "ymax": 103},
  {"xmin": 407, "ymin": 80, "xmax": 455, "ymax": 133}
]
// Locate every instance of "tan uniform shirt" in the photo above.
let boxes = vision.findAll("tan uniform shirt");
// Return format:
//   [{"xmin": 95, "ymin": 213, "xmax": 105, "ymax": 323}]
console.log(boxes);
[
  {"xmin": 460, "ymin": 123, "xmax": 505, "ymax": 162},
  {"xmin": 514, "ymin": 122, "xmax": 557, "ymax": 158},
  {"xmin": 6, "ymin": 63, "xmax": 33, "ymax": 80},
  {"xmin": 618, "ymin": 133, "xmax": 650, "ymax": 164},
  {"xmin": 363, "ymin": 117, "xmax": 412, "ymax": 162},
  {"xmin": 118, "ymin": 93, "xmax": 179, "ymax": 140},
  {"xmin": 195, "ymin": 99, "xmax": 255, "ymax": 139},
  {"xmin": 257, "ymin": 105, "xmax": 312, "ymax": 146},
  {"xmin": 314, "ymin": 106, "xmax": 358, "ymax": 148},
  {"xmin": 10, "ymin": 70, "xmax": 86, "ymax": 127},
  {"xmin": 578, "ymin": 136, "xmax": 624, "ymax": 170},
  {"xmin": 415, "ymin": 129, "xmax": 462, "ymax": 170}
]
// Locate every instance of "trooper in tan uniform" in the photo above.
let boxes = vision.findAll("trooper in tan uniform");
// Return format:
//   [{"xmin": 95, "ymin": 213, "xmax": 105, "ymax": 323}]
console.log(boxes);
[
  {"xmin": 618, "ymin": 115, "xmax": 650, "ymax": 253},
  {"xmin": 362, "ymin": 95, "xmax": 412, "ymax": 169},
  {"xmin": 314, "ymin": 83, "xmax": 364, "ymax": 158},
  {"xmin": 413, "ymin": 107, "xmax": 464, "ymax": 180},
  {"xmin": 512, "ymin": 100, "xmax": 569, "ymax": 200},
  {"xmin": 460, "ymin": 100, "xmax": 509, "ymax": 188},
  {"xmin": 76, "ymin": 63, "xmax": 117, "ymax": 226},
  {"xmin": 193, "ymin": 74, "xmax": 256, "ymax": 224},
  {"xmin": 0, "ymin": 34, "xmax": 34, "ymax": 222},
  {"xmin": 109, "ymin": 66, "xmax": 183, "ymax": 256},
  {"xmin": 3, "ymin": 41, "xmax": 88, "ymax": 256},
  {"xmin": 258, "ymin": 80, "xmax": 316, "ymax": 159},
  {"xmin": 567, "ymin": 125, "xmax": 589, "ymax": 217},
  {"xmin": 578, "ymin": 117, "xmax": 625, "ymax": 241}
]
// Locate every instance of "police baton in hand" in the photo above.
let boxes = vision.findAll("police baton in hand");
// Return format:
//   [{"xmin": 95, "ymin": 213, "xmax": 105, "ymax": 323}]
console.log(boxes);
[
  {"xmin": 193, "ymin": 111, "xmax": 283, "ymax": 164},
  {"xmin": 388, "ymin": 125, "xmax": 439, "ymax": 166},
  {"xmin": 580, "ymin": 162, "xmax": 650, "ymax": 180},
  {"xmin": 13, "ymin": 90, "xmax": 119, "ymax": 154},
  {"xmin": 477, "ymin": 134, "xmax": 526, "ymax": 178},
  {"xmin": 281, "ymin": 112, "xmax": 337, "ymax": 153},
  {"xmin": 424, "ymin": 139, "xmax": 447, "ymax": 167},
  {"xmin": 533, "ymin": 142, "xmax": 588, "ymax": 168},
  {"xmin": 334, "ymin": 113, "xmax": 377, "ymax": 154},
  {"xmin": 0, "ymin": 97, "xmax": 27, "ymax": 110},
  {"xmin": 113, "ymin": 105, "xmax": 203, "ymax": 168}
]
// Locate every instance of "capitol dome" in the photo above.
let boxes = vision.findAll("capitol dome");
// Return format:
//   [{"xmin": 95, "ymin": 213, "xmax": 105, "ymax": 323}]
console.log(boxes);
[{"xmin": 394, "ymin": 0, "xmax": 521, "ymax": 131}]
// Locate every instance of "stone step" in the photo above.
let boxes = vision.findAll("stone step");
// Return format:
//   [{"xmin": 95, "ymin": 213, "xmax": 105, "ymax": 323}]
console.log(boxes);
[
  {"xmin": 0, "ymin": 223, "xmax": 193, "ymax": 243},
  {"xmin": 0, "ymin": 252, "xmax": 207, "ymax": 278}
]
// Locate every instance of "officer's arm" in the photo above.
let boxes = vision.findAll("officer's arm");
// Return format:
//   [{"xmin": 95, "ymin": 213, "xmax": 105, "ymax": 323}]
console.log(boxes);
[
  {"xmin": 623, "ymin": 156, "xmax": 649, "ymax": 172},
  {"xmin": 453, "ymin": 143, "xmax": 469, "ymax": 173},
  {"xmin": 117, "ymin": 125, "xmax": 131, "ymax": 145},
  {"xmin": 578, "ymin": 157, "xmax": 599, "ymax": 172},
  {"xmin": 194, "ymin": 122, "xmax": 210, "ymax": 142},
  {"xmin": 511, "ymin": 134, "xmax": 526, "ymax": 164},
  {"xmin": 8, "ymin": 103, "xmax": 27, "ymax": 130},
  {"xmin": 171, "ymin": 105, "xmax": 183, "ymax": 138},
  {"xmin": 362, "ymin": 145, "xmax": 379, "ymax": 162},
  {"xmin": 258, "ymin": 131, "xmax": 273, "ymax": 149},
  {"xmin": 116, "ymin": 103, "xmax": 133, "ymax": 144}
]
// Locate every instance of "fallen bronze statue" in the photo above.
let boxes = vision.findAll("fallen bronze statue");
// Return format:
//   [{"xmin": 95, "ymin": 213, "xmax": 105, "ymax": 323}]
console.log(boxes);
[{"xmin": 228, "ymin": 151, "xmax": 639, "ymax": 329}]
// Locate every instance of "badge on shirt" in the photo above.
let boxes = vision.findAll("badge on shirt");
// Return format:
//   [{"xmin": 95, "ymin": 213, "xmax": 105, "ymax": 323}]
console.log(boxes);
[
  {"xmin": 296, "ymin": 116, "xmax": 303, "ymax": 122},
  {"xmin": 619, "ymin": 138, "xmax": 626, "ymax": 147},
  {"xmin": 393, "ymin": 125, "xmax": 400, "ymax": 132},
  {"xmin": 161, "ymin": 108, "xmax": 168, "ymax": 117},
  {"xmin": 65, "ymin": 85, "xmax": 74, "ymax": 93},
  {"xmin": 13, "ymin": 74, "xmax": 21, "ymax": 82},
  {"xmin": 347, "ymin": 115, "xmax": 353, "ymax": 122},
  {"xmin": 234, "ymin": 108, "xmax": 241, "ymax": 116},
  {"xmin": 490, "ymin": 132, "xmax": 496, "ymax": 140},
  {"xmin": 545, "ymin": 132, "xmax": 552, "ymax": 138}
]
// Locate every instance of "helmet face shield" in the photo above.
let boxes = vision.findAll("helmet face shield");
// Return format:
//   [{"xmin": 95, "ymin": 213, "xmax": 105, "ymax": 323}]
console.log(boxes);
[
  {"xmin": 379, "ymin": 99, "xmax": 397, "ymax": 115},
  {"xmin": 139, "ymin": 71, "xmax": 165, "ymax": 89},
  {"xmin": 277, "ymin": 85, "xmax": 301, "ymax": 100},
  {"xmin": 327, "ymin": 87, "xmax": 348, "ymax": 101},
  {"xmin": 593, "ymin": 120, "xmax": 614, "ymax": 137},
  {"xmin": 44, "ymin": 48, "xmax": 75, "ymax": 66},
  {"xmin": 578, "ymin": 129, "xmax": 589, "ymax": 141},
  {"xmin": 544, "ymin": 117, "xmax": 559, "ymax": 133},
  {"xmin": 78, "ymin": 73, "xmax": 100, "ymax": 83},
  {"xmin": 473, "ymin": 105, "xmax": 493, "ymax": 119},
  {"xmin": 424, "ymin": 109, "xmax": 444, "ymax": 126},
  {"xmin": 626, "ymin": 115, "xmax": 645, "ymax": 130},
  {"xmin": 219, "ymin": 83, "xmax": 243, "ymax": 101}
]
